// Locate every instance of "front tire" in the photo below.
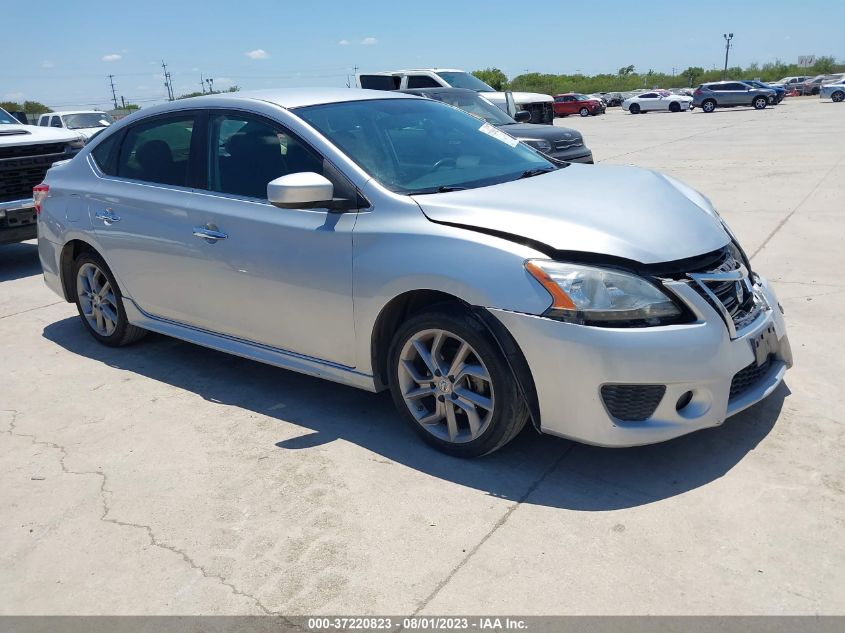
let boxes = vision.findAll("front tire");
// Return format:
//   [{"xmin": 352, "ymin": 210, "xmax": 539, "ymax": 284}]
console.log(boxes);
[
  {"xmin": 832, "ymin": 91, "xmax": 845, "ymax": 103},
  {"xmin": 579, "ymin": 107, "xmax": 590, "ymax": 117},
  {"xmin": 669, "ymin": 101, "xmax": 681, "ymax": 112},
  {"xmin": 387, "ymin": 307, "xmax": 528, "ymax": 457},
  {"xmin": 753, "ymin": 96, "xmax": 768, "ymax": 110},
  {"xmin": 73, "ymin": 252, "xmax": 147, "ymax": 347}
]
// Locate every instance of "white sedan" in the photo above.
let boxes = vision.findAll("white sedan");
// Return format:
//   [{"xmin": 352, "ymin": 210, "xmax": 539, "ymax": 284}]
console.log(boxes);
[{"xmin": 623, "ymin": 90, "xmax": 693, "ymax": 114}]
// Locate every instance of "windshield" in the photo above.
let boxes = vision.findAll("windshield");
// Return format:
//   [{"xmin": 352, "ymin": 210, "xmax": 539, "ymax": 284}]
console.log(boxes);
[
  {"xmin": 574, "ymin": 94, "xmax": 591, "ymax": 101},
  {"xmin": 296, "ymin": 98, "xmax": 555, "ymax": 195},
  {"xmin": 435, "ymin": 71, "xmax": 495, "ymax": 92},
  {"xmin": 64, "ymin": 113, "xmax": 113, "ymax": 129},
  {"xmin": 0, "ymin": 108, "xmax": 19, "ymax": 124},
  {"xmin": 428, "ymin": 92, "xmax": 514, "ymax": 126}
]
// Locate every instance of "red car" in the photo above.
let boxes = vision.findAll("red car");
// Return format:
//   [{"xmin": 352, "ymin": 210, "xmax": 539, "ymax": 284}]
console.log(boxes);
[{"xmin": 553, "ymin": 93, "xmax": 605, "ymax": 117}]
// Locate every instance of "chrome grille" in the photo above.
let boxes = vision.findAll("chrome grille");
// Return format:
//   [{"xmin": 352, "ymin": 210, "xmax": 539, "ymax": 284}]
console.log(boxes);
[
  {"xmin": 554, "ymin": 138, "xmax": 583, "ymax": 151},
  {"xmin": 687, "ymin": 248, "xmax": 764, "ymax": 338}
]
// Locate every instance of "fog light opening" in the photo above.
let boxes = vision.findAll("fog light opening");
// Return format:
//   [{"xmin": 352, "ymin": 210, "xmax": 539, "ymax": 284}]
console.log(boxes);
[{"xmin": 676, "ymin": 391, "xmax": 694, "ymax": 412}]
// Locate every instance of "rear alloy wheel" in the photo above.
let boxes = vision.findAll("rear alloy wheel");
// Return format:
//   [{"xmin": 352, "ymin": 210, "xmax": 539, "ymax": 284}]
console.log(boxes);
[
  {"xmin": 669, "ymin": 101, "xmax": 681, "ymax": 113},
  {"xmin": 753, "ymin": 96, "xmax": 768, "ymax": 110},
  {"xmin": 579, "ymin": 107, "xmax": 590, "ymax": 117},
  {"xmin": 702, "ymin": 99, "xmax": 717, "ymax": 113},
  {"xmin": 832, "ymin": 91, "xmax": 845, "ymax": 103},
  {"xmin": 629, "ymin": 103, "xmax": 641, "ymax": 114},
  {"xmin": 388, "ymin": 308, "xmax": 528, "ymax": 457},
  {"xmin": 73, "ymin": 252, "xmax": 147, "ymax": 347}
]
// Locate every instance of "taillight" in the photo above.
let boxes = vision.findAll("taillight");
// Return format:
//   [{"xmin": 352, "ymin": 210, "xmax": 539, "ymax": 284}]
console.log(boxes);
[
  {"xmin": 694, "ymin": 89, "xmax": 702, "ymax": 96},
  {"xmin": 33, "ymin": 184, "xmax": 49, "ymax": 215}
]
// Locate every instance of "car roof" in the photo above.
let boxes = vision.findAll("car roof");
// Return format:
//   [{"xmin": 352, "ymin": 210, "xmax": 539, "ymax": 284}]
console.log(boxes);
[
  {"xmin": 46, "ymin": 110, "xmax": 109, "ymax": 116},
  {"xmin": 126, "ymin": 88, "xmax": 417, "ymax": 118},
  {"xmin": 399, "ymin": 87, "xmax": 476, "ymax": 96}
]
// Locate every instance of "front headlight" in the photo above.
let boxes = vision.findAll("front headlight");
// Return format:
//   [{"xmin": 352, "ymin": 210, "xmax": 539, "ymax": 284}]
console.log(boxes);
[
  {"xmin": 67, "ymin": 138, "xmax": 86, "ymax": 150},
  {"xmin": 525, "ymin": 260, "xmax": 683, "ymax": 326},
  {"xmin": 524, "ymin": 139, "xmax": 552, "ymax": 152}
]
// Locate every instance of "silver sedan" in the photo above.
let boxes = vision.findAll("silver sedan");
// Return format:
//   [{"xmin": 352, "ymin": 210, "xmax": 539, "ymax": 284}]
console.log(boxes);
[{"xmin": 36, "ymin": 89, "xmax": 792, "ymax": 456}]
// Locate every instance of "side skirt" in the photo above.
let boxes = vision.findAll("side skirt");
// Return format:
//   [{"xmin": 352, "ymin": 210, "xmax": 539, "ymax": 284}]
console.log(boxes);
[{"xmin": 123, "ymin": 299, "xmax": 378, "ymax": 392}]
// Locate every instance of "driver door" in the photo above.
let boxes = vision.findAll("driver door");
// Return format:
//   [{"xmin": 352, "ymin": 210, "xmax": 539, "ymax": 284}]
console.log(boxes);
[{"xmin": 183, "ymin": 111, "xmax": 359, "ymax": 367}]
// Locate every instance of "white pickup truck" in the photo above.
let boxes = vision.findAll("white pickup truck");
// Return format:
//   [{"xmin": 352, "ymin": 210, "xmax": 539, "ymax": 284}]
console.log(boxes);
[
  {"xmin": 356, "ymin": 68, "xmax": 555, "ymax": 124},
  {"xmin": 0, "ymin": 107, "xmax": 84, "ymax": 245}
]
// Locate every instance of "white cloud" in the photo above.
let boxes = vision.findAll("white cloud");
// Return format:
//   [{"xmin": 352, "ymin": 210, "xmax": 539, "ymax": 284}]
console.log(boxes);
[
  {"xmin": 360, "ymin": 37, "xmax": 377, "ymax": 45},
  {"xmin": 245, "ymin": 49, "xmax": 269, "ymax": 60},
  {"xmin": 102, "ymin": 53, "xmax": 122, "ymax": 62},
  {"xmin": 41, "ymin": 60, "xmax": 55, "ymax": 69},
  {"xmin": 338, "ymin": 39, "xmax": 350, "ymax": 46}
]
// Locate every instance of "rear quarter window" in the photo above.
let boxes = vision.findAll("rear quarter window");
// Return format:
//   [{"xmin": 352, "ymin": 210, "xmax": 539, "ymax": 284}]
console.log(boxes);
[{"xmin": 91, "ymin": 132, "xmax": 122, "ymax": 176}]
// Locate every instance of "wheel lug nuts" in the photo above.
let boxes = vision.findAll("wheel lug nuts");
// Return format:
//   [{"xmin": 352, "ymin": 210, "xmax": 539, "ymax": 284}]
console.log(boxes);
[
  {"xmin": 448, "ymin": 375, "xmax": 454, "ymax": 382},
  {"xmin": 437, "ymin": 395, "xmax": 445, "ymax": 402},
  {"xmin": 434, "ymin": 370, "xmax": 441, "ymax": 377}
]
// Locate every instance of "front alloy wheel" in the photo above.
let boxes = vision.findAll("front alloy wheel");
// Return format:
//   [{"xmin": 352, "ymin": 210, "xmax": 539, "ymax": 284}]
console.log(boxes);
[
  {"xmin": 832, "ymin": 91, "xmax": 845, "ymax": 103},
  {"xmin": 753, "ymin": 96, "xmax": 768, "ymax": 110},
  {"xmin": 388, "ymin": 308, "xmax": 528, "ymax": 457},
  {"xmin": 579, "ymin": 107, "xmax": 590, "ymax": 117}
]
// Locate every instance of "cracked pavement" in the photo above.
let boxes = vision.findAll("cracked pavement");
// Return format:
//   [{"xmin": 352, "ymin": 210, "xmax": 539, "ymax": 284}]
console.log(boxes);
[{"xmin": 1, "ymin": 98, "xmax": 843, "ymax": 615}]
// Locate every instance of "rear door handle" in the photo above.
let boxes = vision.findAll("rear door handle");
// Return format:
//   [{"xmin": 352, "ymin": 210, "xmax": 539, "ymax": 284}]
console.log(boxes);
[
  {"xmin": 95, "ymin": 209, "xmax": 121, "ymax": 225},
  {"xmin": 193, "ymin": 225, "xmax": 228, "ymax": 242}
]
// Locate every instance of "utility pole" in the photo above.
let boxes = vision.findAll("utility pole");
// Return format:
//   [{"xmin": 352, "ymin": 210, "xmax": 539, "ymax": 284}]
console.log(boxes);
[
  {"xmin": 108, "ymin": 74, "xmax": 118, "ymax": 109},
  {"xmin": 206, "ymin": 77, "xmax": 214, "ymax": 93},
  {"xmin": 723, "ymin": 33, "xmax": 734, "ymax": 79},
  {"xmin": 200, "ymin": 74, "xmax": 206, "ymax": 94},
  {"xmin": 161, "ymin": 60, "xmax": 174, "ymax": 100},
  {"xmin": 120, "ymin": 96, "xmax": 125, "ymax": 109}
]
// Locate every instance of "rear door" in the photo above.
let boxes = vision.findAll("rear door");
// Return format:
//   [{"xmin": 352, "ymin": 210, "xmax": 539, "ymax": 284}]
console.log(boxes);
[{"xmin": 89, "ymin": 112, "xmax": 207, "ymax": 325}]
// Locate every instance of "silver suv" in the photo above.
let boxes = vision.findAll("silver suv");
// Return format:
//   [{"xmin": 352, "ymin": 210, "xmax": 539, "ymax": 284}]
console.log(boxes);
[
  {"xmin": 36, "ymin": 89, "xmax": 792, "ymax": 456},
  {"xmin": 692, "ymin": 81, "xmax": 776, "ymax": 113}
]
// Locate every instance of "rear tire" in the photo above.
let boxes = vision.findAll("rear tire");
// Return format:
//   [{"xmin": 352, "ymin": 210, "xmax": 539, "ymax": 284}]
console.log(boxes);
[
  {"xmin": 629, "ymin": 103, "xmax": 641, "ymax": 114},
  {"xmin": 702, "ymin": 99, "xmax": 717, "ymax": 113},
  {"xmin": 72, "ymin": 252, "xmax": 147, "ymax": 347},
  {"xmin": 387, "ymin": 306, "xmax": 528, "ymax": 457},
  {"xmin": 832, "ymin": 91, "xmax": 845, "ymax": 103}
]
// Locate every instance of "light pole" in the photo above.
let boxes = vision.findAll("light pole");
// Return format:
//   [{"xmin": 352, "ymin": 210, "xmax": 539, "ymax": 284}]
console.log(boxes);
[{"xmin": 723, "ymin": 33, "xmax": 734, "ymax": 79}]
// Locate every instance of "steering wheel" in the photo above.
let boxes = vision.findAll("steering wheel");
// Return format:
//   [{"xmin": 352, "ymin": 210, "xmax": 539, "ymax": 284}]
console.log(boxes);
[{"xmin": 431, "ymin": 157, "xmax": 457, "ymax": 171}]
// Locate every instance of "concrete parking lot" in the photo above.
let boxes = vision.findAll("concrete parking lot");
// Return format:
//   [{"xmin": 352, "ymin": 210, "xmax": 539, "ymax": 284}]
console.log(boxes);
[{"xmin": 1, "ymin": 97, "xmax": 843, "ymax": 615}]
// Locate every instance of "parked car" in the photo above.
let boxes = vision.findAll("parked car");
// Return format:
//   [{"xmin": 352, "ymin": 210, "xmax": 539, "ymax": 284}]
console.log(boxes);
[
  {"xmin": 356, "ymin": 68, "xmax": 554, "ymax": 124},
  {"xmin": 552, "ymin": 93, "xmax": 605, "ymax": 117},
  {"xmin": 693, "ymin": 81, "xmax": 776, "ymax": 112},
  {"xmin": 604, "ymin": 92, "xmax": 624, "ymax": 107},
  {"xmin": 800, "ymin": 74, "xmax": 845, "ymax": 96},
  {"xmin": 37, "ymin": 89, "xmax": 792, "ymax": 456},
  {"xmin": 820, "ymin": 78, "xmax": 845, "ymax": 102},
  {"xmin": 37, "ymin": 110, "xmax": 115, "ymax": 141},
  {"xmin": 401, "ymin": 87, "xmax": 593, "ymax": 163},
  {"xmin": 622, "ymin": 90, "xmax": 693, "ymax": 113},
  {"xmin": 0, "ymin": 107, "xmax": 84, "ymax": 245},
  {"xmin": 742, "ymin": 80, "xmax": 785, "ymax": 103},
  {"xmin": 771, "ymin": 76, "xmax": 811, "ymax": 93}
]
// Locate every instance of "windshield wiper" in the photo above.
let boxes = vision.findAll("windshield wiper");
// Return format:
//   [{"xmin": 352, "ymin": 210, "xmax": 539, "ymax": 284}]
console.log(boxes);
[
  {"xmin": 519, "ymin": 168, "xmax": 555, "ymax": 179},
  {"xmin": 436, "ymin": 185, "xmax": 466, "ymax": 192}
]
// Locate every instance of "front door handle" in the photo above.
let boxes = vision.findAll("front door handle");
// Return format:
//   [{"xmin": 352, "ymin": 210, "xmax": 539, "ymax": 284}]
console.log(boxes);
[
  {"xmin": 193, "ymin": 225, "xmax": 228, "ymax": 242},
  {"xmin": 95, "ymin": 209, "xmax": 121, "ymax": 225}
]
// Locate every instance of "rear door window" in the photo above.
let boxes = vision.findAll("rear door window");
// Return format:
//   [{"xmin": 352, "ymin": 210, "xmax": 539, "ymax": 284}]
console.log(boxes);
[
  {"xmin": 358, "ymin": 75, "xmax": 400, "ymax": 90},
  {"xmin": 406, "ymin": 75, "xmax": 441, "ymax": 89},
  {"xmin": 117, "ymin": 116, "xmax": 196, "ymax": 187}
]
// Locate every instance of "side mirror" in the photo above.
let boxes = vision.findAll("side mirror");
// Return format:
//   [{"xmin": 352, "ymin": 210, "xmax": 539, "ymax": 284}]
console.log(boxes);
[
  {"xmin": 267, "ymin": 172, "xmax": 334, "ymax": 209},
  {"xmin": 514, "ymin": 110, "xmax": 531, "ymax": 123}
]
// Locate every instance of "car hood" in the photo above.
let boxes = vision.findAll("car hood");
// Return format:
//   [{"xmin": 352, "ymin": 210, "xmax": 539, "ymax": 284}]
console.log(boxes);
[
  {"xmin": 0, "ymin": 123, "xmax": 81, "ymax": 147},
  {"xmin": 411, "ymin": 164, "xmax": 730, "ymax": 265},
  {"xmin": 495, "ymin": 123, "xmax": 582, "ymax": 143}
]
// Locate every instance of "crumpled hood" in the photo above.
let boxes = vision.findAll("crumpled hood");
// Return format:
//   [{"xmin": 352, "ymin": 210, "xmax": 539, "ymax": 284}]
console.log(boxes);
[{"xmin": 412, "ymin": 164, "xmax": 730, "ymax": 264}]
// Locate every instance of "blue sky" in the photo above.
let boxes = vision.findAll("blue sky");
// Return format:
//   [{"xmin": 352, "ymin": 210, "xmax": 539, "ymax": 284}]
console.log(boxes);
[{"xmin": 3, "ymin": 0, "xmax": 842, "ymax": 109}]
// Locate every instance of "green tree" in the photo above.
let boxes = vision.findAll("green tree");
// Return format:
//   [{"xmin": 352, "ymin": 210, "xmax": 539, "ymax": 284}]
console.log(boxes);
[
  {"xmin": 682, "ymin": 66, "xmax": 705, "ymax": 87},
  {"xmin": 472, "ymin": 68, "xmax": 508, "ymax": 91},
  {"xmin": 813, "ymin": 56, "xmax": 836, "ymax": 74},
  {"xmin": 618, "ymin": 65, "xmax": 635, "ymax": 77},
  {"xmin": 1, "ymin": 100, "xmax": 52, "ymax": 114}
]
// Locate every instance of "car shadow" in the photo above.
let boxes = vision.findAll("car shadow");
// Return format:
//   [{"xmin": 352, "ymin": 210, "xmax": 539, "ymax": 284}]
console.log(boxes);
[
  {"xmin": 43, "ymin": 316, "xmax": 788, "ymax": 511},
  {"xmin": 0, "ymin": 241, "xmax": 42, "ymax": 282}
]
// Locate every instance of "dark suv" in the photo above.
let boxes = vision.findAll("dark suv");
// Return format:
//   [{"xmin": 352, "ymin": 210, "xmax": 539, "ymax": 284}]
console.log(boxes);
[{"xmin": 693, "ymin": 81, "xmax": 776, "ymax": 113}]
